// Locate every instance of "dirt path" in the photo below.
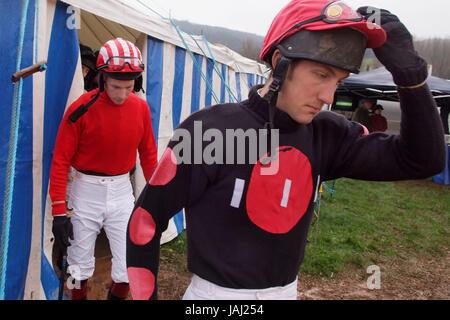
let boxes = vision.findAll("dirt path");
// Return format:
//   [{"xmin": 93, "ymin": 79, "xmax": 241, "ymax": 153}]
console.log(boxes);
[
  {"xmin": 297, "ymin": 251, "xmax": 450, "ymax": 300},
  {"xmin": 83, "ymin": 232, "xmax": 449, "ymax": 300}
]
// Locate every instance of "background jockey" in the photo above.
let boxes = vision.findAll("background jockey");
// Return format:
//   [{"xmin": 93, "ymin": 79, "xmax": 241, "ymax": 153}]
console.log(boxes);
[{"xmin": 50, "ymin": 38, "xmax": 158, "ymax": 300}]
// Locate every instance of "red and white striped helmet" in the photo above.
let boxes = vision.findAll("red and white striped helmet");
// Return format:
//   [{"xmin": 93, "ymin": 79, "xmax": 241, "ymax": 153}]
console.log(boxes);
[{"xmin": 97, "ymin": 38, "xmax": 144, "ymax": 76}]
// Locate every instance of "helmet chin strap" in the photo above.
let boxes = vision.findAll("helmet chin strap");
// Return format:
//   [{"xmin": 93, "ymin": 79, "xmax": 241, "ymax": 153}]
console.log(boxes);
[
  {"xmin": 264, "ymin": 56, "xmax": 292, "ymax": 106},
  {"xmin": 261, "ymin": 56, "xmax": 291, "ymax": 164},
  {"xmin": 67, "ymin": 72, "xmax": 106, "ymax": 123}
]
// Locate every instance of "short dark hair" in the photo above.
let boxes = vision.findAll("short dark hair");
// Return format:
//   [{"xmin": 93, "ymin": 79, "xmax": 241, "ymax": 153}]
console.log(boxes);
[{"xmin": 374, "ymin": 104, "xmax": 384, "ymax": 110}]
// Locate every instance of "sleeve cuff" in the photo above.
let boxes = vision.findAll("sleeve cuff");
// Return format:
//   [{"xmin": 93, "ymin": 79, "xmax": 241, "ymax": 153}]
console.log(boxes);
[
  {"xmin": 52, "ymin": 202, "xmax": 66, "ymax": 216},
  {"xmin": 390, "ymin": 59, "xmax": 428, "ymax": 88}
]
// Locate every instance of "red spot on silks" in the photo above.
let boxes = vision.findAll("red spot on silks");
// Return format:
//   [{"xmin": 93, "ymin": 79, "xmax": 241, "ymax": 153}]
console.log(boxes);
[
  {"xmin": 127, "ymin": 267, "xmax": 155, "ymax": 300},
  {"xmin": 149, "ymin": 147, "xmax": 177, "ymax": 186},
  {"xmin": 359, "ymin": 124, "xmax": 370, "ymax": 136},
  {"xmin": 129, "ymin": 207, "xmax": 156, "ymax": 246},
  {"xmin": 246, "ymin": 146, "xmax": 313, "ymax": 234}
]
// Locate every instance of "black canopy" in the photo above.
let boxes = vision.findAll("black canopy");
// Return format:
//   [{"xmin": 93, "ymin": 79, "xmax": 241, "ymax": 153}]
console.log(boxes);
[
  {"xmin": 336, "ymin": 67, "xmax": 450, "ymax": 106},
  {"xmin": 334, "ymin": 67, "xmax": 450, "ymax": 134}
]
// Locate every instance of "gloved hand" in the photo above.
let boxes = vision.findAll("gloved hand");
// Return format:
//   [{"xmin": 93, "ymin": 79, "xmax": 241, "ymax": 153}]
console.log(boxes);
[
  {"xmin": 357, "ymin": 7, "xmax": 428, "ymax": 87},
  {"xmin": 52, "ymin": 216, "xmax": 74, "ymax": 255}
]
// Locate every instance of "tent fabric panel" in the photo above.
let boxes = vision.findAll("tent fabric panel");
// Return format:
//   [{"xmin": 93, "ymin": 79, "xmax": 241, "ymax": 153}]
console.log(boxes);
[
  {"xmin": 179, "ymin": 52, "xmax": 193, "ymax": 125},
  {"xmin": 24, "ymin": 0, "xmax": 49, "ymax": 299},
  {"xmin": 41, "ymin": 0, "xmax": 81, "ymax": 213},
  {"xmin": 40, "ymin": 251, "xmax": 59, "ymax": 300},
  {"xmin": 205, "ymin": 58, "xmax": 215, "ymax": 107},
  {"xmin": 146, "ymin": 36, "xmax": 164, "ymax": 147},
  {"xmin": 190, "ymin": 53, "xmax": 203, "ymax": 114},
  {"xmin": 157, "ymin": 42, "xmax": 176, "ymax": 155},
  {"xmin": 247, "ymin": 74, "xmax": 255, "ymax": 89},
  {"xmin": 256, "ymin": 75, "xmax": 261, "ymax": 85},
  {"xmin": 228, "ymin": 69, "xmax": 237, "ymax": 103},
  {"xmin": 212, "ymin": 64, "xmax": 222, "ymax": 106},
  {"xmin": 226, "ymin": 67, "xmax": 233, "ymax": 103},
  {"xmin": 152, "ymin": 41, "xmax": 185, "ymax": 243},
  {"xmin": 172, "ymin": 47, "xmax": 186, "ymax": 129},
  {"xmin": 220, "ymin": 64, "xmax": 227, "ymax": 104},
  {"xmin": 235, "ymin": 72, "xmax": 242, "ymax": 102},
  {"xmin": 0, "ymin": 0, "xmax": 36, "ymax": 300},
  {"xmin": 169, "ymin": 47, "xmax": 187, "ymax": 236},
  {"xmin": 240, "ymin": 72, "xmax": 250, "ymax": 101},
  {"xmin": 199, "ymin": 56, "xmax": 207, "ymax": 111},
  {"xmin": 40, "ymin": 1, "xmax": 82, "ymax": 300},
  {"xmin": 173, "ymin": 211, "xmax": 185, "ymax": 234}
]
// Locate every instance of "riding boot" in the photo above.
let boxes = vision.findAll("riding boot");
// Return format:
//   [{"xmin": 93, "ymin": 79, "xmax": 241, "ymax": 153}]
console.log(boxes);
[
  {"xmin": 68, "ymin": 279, "xmax": 88, "ymax": 300},
  {"xmin": 107, "ymin": 281, "xmax": 129, "ymax": 300}
]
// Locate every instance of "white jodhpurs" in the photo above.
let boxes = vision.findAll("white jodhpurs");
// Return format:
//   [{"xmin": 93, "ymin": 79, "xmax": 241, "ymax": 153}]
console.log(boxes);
[
  {"xmin": 67, "ymin": 170, "xmax": 134, "ymax": 283},
  {"xmin": 183, "ymin": 274, "xmax": 298, "ymax": 300}
]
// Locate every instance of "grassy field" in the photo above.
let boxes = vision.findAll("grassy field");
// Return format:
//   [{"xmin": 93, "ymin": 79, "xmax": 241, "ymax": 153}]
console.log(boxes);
[
  {"xmin": 302, "ymin": 178, "xmax": 449, "ymax": 277},
  {"xmin": 161, "ymin": 178, "xmax": 449, "ymax": 281}
]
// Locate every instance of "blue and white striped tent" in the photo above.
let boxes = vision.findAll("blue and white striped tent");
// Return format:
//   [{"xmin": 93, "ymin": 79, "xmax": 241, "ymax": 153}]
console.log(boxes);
[{"xmin": 0, "ymin": 0, "xmax": 267, "ymax": 300}]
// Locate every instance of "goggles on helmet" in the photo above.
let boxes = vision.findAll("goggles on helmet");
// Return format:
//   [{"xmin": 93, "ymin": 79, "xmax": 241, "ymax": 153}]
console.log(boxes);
[
  {"xmin": 99, "ymin": 56, "xmax": 144, "ymax": 72},
  {"xmin": 273, "ymin": 1, "xmax": 363, "ymax": 50}
]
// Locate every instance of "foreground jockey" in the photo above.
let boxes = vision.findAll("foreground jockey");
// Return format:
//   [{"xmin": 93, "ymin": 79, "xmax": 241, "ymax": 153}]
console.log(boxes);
[
  {"xmin": 126, "ymin": 0, "xmax": 445, "ymax": 300},
  {"xmin": 50, "ymin": 38, "xmax": 158, "ymax": 300}
]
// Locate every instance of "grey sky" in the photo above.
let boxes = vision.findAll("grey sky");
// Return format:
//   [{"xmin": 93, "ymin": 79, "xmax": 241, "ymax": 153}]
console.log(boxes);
[{"xmin": 143, "ymin": 0, "xmax": 450, "ymax": 39}]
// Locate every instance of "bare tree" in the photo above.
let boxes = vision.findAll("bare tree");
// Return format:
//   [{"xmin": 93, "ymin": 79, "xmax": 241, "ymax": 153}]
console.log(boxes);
[
  {"xmin": 415, "ymin": 37, "xmax": 450, "ymax": 79},
  {"xmin": 241, "ymin": 37, "xmax": 261, "ymax": 61}
]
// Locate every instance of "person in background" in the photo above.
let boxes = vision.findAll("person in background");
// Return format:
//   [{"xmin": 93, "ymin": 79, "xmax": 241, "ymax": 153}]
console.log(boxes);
[
  {"xmin": 370, "ymin": 104, "xmax": 388, "ymax": 132},
  {"xmin": 439, "ymin": 101, "xmax": 450, "ymax": 134},
  {"xmin": 50, "ymin": 38, "xmax": 158, "ymax": 300},
  {"xmin": 352, "ymin": 98, "xmax": 374, "ymax": 132},
  {"xmin": 79, "ymin": 44, "xmax": 98, "ymax": 92}
]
